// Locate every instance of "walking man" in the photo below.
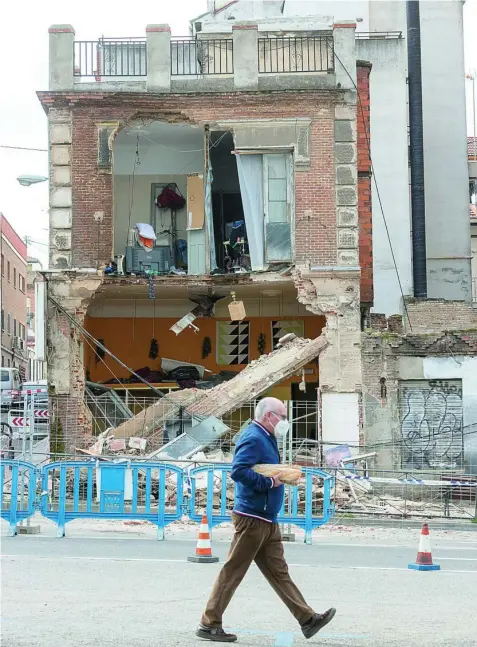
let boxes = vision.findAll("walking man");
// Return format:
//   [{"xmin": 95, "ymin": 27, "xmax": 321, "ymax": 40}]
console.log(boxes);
[{"xmin": 196, "ymin": 397, "xmax": 336, "ymax": 643}]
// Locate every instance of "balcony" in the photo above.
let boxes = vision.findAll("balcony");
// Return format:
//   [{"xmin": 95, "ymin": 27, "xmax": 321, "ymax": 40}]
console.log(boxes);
[{"xmin": 48, "ymin": 23, "xmax": 354, "ymax": 95}]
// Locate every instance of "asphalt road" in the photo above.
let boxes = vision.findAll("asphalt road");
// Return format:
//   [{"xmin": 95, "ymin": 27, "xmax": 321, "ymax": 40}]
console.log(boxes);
[{"xmin": 2, "ymin": 532, "xmax": 477, "ymax": 647}]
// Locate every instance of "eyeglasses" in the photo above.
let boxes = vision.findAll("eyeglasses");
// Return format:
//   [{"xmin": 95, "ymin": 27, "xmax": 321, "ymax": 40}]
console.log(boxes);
[{"xmin": 270, "ymin": 412, "xmax": 287, "ymax": 421}]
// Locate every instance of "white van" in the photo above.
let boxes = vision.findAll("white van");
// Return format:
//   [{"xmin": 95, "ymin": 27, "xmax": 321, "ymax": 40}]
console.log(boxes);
[
  {"xmin": 19, "ymin": 379, "xmax": 48, "ymax": 405},
  {"xmin": 0, "ymin": 368, "xmax": 22, "ymax": 409}
]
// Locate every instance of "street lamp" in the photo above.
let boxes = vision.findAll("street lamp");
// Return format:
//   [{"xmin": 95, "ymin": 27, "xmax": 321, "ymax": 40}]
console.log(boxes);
[{"xmin": 17, "ymin": 175, "xmax": 48, "ymax": 187}]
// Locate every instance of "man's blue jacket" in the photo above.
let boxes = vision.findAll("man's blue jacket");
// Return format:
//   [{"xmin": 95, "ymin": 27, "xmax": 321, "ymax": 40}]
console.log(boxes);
[{"xmin": 231, "ymin": 421, "xmax": 283, "ymax": 523}]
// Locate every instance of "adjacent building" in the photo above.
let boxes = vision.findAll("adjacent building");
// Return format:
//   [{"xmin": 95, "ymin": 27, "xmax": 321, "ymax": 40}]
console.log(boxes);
[
  {"xmin": 0, "ymin": 215, "xmax": 28, "ymax": 375},
  {"xmin": 199, "ymin": 1, "xmax": 472, "ymax": 314},
  {"xmin": 469, "ymin": 136, "xmax": 477, "ymax": 303},
  {"xmin": 27, "ymin": 257, "xmax": 47, "ymax": 381}
]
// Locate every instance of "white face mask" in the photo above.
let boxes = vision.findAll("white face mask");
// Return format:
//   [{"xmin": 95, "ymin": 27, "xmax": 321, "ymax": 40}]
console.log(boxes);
[{"xmin": 272, "ymin": 416, "xmax": 290, "ymax": 439}]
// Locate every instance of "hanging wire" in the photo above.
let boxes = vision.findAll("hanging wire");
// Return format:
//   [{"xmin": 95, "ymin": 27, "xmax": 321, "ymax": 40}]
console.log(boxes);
[
  {"xmin": 127, "ymin": 134, "xmax": 141, "ymax": 235},
  {"xmin": 334, "ymin": 50, "xmax": 414, "ymax": 331}
]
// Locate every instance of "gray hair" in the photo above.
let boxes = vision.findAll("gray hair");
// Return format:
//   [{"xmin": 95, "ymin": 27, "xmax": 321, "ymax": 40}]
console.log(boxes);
[{"xmin": 255, "ymin": 397, "xmax": 283, "ymax": 420}]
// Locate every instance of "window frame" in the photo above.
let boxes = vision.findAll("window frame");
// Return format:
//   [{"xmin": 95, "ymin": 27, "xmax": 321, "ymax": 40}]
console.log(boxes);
[{"xmin": 262, "ymin": 151, "xmax": 294, "ymax": 263}]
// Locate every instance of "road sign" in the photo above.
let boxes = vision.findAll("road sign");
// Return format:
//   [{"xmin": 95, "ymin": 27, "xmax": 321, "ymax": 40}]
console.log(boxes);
[
  {"xmin": 8, "ymin": 410, "xmax": 49, "ymax": 427},
  {"xmin": 9, "ymin": 416, "xmax": 29, "ymax": 427}
]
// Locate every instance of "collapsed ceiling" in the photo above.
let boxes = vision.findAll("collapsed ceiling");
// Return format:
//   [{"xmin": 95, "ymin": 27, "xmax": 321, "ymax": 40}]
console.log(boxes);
[{"xmin": 113, "ymin": 333, "xmax": 328, "ymax": 443}]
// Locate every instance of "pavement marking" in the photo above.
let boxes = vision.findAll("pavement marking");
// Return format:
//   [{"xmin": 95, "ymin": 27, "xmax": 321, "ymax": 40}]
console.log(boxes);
[
  {"xmin": 2, "ymin": 555, "xmax": 476, "ymax": 574},
  {"xmin": 344, "ymin": 565, "xmax": 477, "ymax": 574},
  {"xmin": 275, "ymin": 632, "xmax": 294, "ymax": 647},
  {"xmin": 435, "ymin": 557, "xmax": 477, "ymax": 561},
  {"xmin": 230, "ymin": 629, "xmax": 368, "ymax": 643}
]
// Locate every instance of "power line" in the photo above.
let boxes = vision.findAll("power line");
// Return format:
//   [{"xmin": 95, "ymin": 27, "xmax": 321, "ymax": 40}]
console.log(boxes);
[
  {"xmin": 47, "ymin": 294, "xmax": 208, "ymax": 422},
  {"xmin": 0, "ymin": 145, "xmax": 48, "ymax": 152},
  {"xmin": 334, "ymin": 51, "xmax": 413, "ymax": 331}
]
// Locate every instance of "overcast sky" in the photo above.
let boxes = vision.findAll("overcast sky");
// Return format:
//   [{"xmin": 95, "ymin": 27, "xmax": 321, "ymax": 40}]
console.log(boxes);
[{"xmin": 0, "ymin": 0, "xmax": 476, "ymax": 268}]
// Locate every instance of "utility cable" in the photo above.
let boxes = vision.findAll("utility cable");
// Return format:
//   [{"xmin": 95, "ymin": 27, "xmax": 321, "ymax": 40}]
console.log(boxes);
[
  {"xmin": 0, "ymin": 145, "xmax": 47, "ymax": 152},
  {"xmin": 48, "ymin": 294, "xmax": 208, "ymax": 421},
  {"xmin": 334, "ymin": 50, "xmax": 413, "ymax": 331}
]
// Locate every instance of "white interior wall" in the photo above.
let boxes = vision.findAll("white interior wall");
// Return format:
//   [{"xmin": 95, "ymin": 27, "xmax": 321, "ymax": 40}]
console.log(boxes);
[
  {"xmin": 113, "ymin": 175, "xmax": 189, "ymax": 256},
  {"xmin": 321, "ymin": 392, "xmax": 360, "ymax": 450},
  {"xmin": 113, "ymin": 129, "xmax": 204, "ymax": 256}
]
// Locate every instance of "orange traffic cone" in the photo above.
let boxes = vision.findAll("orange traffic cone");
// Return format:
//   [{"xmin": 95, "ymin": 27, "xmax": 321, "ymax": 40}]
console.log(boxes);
[
  {"xmin": 408, "ymin": 523, "xmax": 440, "ymax": 571},
  {"xmin": 187, "ymin": 514, "xmax": 219, "ymax": 563}
]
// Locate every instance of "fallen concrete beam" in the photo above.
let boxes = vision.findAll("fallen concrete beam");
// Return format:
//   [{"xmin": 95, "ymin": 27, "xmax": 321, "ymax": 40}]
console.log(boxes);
[{"xmin": 113, "ymin": 334, "xmax": 328, "ymax": 441}]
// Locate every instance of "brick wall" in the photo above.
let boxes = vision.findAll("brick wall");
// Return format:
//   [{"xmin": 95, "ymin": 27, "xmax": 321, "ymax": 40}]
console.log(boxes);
[
  {"xmin": 404, "ymin": 298, "xmax": 477, "ymax": 333},
  {"xmin": 42, "ymin": 91, "xmax": 340, "ymax": 268},
  {"xmin": 357, "ymin": 62, "xmax": 373, "ymax": 306}
]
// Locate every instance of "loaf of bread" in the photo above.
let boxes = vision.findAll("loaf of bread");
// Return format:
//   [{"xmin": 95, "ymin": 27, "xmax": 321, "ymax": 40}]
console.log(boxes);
[{"xmin": 252, "ymin": 464, "xmax": 303, "ymax": 486}]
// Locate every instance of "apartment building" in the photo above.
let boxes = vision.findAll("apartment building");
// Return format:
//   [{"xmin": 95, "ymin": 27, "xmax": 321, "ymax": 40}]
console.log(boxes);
[
  {"xmin": 0, "ymin": 214, "xmax": 28, "ymax": 375},
  {"xmin": 37, "ymin": 14, "xmax": 375, "ymax": 449}
]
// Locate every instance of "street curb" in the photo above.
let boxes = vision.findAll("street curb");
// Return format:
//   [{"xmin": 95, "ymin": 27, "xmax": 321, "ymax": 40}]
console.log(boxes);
[{"xmin": 331, "ymin": 517, "xmax": 477, "ymax": 532}]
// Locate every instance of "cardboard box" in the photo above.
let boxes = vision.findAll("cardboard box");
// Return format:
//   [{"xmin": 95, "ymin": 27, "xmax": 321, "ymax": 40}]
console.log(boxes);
[
  {"xmin": 187, "ymin": 174, "xmax": 205, "ymax": 230},
  {"xmin": 228, "ymin": 300, "xmax": 246, "ymax": 321}
]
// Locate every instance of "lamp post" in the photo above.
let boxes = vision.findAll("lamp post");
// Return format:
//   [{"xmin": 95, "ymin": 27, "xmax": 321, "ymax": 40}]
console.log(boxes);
[{"xmin": 16, "ymin": 175, "xmax": 48, "ymax": 187}]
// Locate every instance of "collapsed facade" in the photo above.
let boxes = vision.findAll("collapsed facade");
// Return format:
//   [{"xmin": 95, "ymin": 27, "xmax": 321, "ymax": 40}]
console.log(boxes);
[{"xmin": 38, "ymin": 17, "xmax": 372, "ymax": 453}]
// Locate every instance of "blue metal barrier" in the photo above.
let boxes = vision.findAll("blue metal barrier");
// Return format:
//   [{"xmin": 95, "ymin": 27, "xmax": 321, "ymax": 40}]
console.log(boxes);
[
  {"xmin": 1, "ymin": 460, "xmax": 37, "ymax": 536},
  {"xmin": 1, "ymin": 459, "xmax": 334, "ymax": 542},
  {"xmin": 277, "ymin": 467, "xmax": 335, "ymax": 544},
  {"xmin": 188, "ymin": 464, "xmax": 334, "ymax": 544},
  {"xmin": 188, "ymin": 464, "xmax": 233, "ymax": 530},
  {"xmin": 41, "ymin": 460, "xmax": 184, "ymax": 539}
]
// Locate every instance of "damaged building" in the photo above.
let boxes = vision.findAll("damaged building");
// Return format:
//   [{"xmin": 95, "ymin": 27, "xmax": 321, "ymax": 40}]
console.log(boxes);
[{"xmin": 38, "ymin": 13, "xmax": 373, "ymax": 455}]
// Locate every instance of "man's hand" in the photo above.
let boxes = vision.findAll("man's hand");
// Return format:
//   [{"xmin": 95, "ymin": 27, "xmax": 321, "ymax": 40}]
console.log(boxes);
[{"xmin": 271, "ymin": 471, "xmax": 287, "ymax": 487}]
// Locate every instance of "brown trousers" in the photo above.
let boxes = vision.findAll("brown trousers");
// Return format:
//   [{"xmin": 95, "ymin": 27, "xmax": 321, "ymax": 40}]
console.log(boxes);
[{"xmin": 201, "ymin": 513, "xmax": 315, "ymax": 628}]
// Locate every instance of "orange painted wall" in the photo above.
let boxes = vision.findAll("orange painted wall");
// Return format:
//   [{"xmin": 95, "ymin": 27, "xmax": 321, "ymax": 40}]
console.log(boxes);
[{"xmin": 84, "ymin": 315, "xmax": 325, "ymax": 385}]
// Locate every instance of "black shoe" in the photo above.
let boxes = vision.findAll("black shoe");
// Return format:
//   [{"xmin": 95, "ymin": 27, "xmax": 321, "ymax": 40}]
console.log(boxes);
[
  {"xmin": 301, "ymin": 608, "xmax": 336, "ymax": 639},
  {"xmin": 196, "ymin": 624, "xmax": 238, "ymax": 642}
]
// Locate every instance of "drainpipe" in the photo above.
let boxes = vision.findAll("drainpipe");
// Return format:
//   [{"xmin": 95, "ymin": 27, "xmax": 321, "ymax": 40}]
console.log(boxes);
[{"xmin": 407, "ymin": 1, "xmax": 427, "ymax": 298}]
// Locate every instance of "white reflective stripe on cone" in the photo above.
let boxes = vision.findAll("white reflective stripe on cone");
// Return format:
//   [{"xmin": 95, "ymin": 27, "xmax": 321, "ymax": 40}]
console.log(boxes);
[
  {"xmin": 418, "ymin": 535, "xmax": 432, "ymax": 553},
  {"xmin": 197, "ymin": 538, "xmax": 212, "ymax": 549}
]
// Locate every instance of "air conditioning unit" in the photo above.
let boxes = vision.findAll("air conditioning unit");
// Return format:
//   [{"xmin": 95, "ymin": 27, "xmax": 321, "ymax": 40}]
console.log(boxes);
[
  {"xmin": 12, "ymin": 337, "xmax": 25, "ymax": 352},
  {"xmin": 125, "ymin": 246, "xmax": 173, "ymax": 274}
]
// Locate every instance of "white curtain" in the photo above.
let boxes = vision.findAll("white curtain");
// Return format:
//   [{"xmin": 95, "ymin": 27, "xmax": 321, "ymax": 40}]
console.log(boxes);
[
  {"xmin": 235, "ymin": 154, "xmax": 265, "ymax": 271},
  {"xmin": 205, "ymin": 164, "xmax": 217, "ymax": 271}
]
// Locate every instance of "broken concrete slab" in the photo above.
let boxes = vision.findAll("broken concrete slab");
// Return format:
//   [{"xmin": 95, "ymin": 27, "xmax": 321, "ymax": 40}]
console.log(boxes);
[{"xmin": 112, "ymin": 334, "xmax": 328, "ymax": 443}]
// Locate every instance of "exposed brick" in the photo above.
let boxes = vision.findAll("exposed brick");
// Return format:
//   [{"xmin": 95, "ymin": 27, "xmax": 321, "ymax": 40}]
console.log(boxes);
[
  {"xmin": 404, "ymin": 298, "xmax": 477, "ymax": 333},
  {"xmin": 357, "ymin": 62, "xmax": 373, "ymax": 305}
]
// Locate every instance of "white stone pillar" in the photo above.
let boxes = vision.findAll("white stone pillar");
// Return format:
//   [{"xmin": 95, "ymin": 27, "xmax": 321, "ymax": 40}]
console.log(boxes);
[
  {"xmin": 146, "ymin": 24, "xmax": 171, "ymax": 92},
  {"xmin": 49, "ymin": 25, "xmax": 75, "ymax": 91},
  {"xmin": 232, "ymin": 22, "xmax": 258, "ymax": 91},
  {"xmin": 333, "ymin": 22, "xmax": 356, "ymax": 90}
]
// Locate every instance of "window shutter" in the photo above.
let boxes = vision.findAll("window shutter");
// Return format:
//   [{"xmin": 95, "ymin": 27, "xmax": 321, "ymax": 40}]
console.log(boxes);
[{"xmin": 264, "ymin": 153, "xmax": 293, "ymax": 262}]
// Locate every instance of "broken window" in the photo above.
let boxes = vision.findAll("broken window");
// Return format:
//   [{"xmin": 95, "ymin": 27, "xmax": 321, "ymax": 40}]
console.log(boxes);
[{"xmin": 211, "ymin": 132, "xmax": 294, "ymax": 273}]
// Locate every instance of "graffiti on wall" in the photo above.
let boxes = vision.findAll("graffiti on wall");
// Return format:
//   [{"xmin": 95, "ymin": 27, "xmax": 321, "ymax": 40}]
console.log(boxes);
[{"xmin": 399, "ymin": 380, "xmax": 464, "ymax": 470}]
